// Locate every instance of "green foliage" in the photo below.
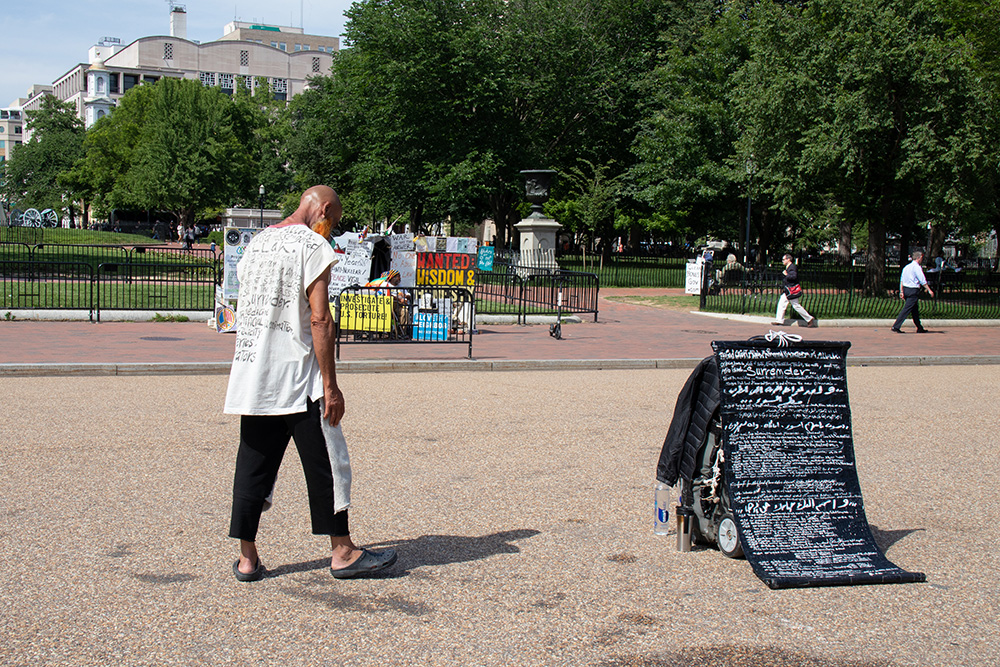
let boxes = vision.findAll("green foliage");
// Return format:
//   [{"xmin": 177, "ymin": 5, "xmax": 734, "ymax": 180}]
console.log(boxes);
[
  {"xmin": 286, "ymin": 0, "xmax": 671, "ymax": 242},
  {"xmin": 2, "ymin": 95, "xmax": 85, "ymax": 221},
  {"xmin": 74, "ymin": 78, "xmax": 253, "ymax": 225}
]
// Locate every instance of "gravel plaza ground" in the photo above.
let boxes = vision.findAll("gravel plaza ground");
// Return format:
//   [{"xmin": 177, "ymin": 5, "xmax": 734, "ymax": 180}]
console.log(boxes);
[{"xmin": 1, "ymin": 291, "xmax": 998, "ymax": 666}]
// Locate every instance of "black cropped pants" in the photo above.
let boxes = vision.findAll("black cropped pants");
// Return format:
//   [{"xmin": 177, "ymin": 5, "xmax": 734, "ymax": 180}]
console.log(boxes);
[{"xmin": 229, "ymin": 399, "xmax": 349, "ymax": 541}]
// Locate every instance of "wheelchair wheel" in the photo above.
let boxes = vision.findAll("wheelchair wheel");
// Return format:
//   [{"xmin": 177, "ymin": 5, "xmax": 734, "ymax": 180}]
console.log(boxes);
[{"xmin": 717, "ymin": 512, "xmax": 743, "ymax": 559}]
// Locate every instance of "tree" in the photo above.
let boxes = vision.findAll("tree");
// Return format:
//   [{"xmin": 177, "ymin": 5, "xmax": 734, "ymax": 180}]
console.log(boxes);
[
  {"xmin": 74, "ymin": 77, "xmax": 253, "ymax": 228},
  {"xmin": 2, "ymin": 95, "xmax": 84, "ymax": 224},
  {"xmin": 286, "ymin": 0, "xmax": 673, "ymax": 243}
]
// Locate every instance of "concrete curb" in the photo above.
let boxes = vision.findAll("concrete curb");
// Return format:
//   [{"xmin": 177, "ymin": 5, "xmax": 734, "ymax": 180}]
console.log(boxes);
[{"xmin": 3, "ymin": 355, "xmax": 998, "ymax": 378}]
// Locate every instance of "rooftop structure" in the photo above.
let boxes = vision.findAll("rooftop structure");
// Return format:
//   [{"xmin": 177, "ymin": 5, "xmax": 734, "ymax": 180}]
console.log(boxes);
[{"xmin": 14, "ymin": 6, "xmax": 339, "ymax": 140}]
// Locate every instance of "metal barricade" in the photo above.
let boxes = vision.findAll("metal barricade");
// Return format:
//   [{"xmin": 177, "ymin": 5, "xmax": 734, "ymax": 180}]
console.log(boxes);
[
  {"xmin": 96, "ymin": 262, "xmax": 217, "ymax": 321},
  {"xmin": 334, "ymin": 286, "xmax": 474, "ymax": 359},
  {"xmin": 1, "ymin": 260, "xmax": 95, "ymax": 319}
]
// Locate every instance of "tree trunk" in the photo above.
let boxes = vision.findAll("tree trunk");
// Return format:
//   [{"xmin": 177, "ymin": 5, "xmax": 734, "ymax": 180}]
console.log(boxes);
[
  {"xmin": 928, "ymin": 222, "xmax": 947, "ymax": 261},
  {"xmin": 864, "ymin": 218, "xmax": 887, "ymax": 296},
  {"xmin": 838, "ymin": 217, "xmax": 852, "ymax": 265},
  {"xmin": 898, "ymin": 226, "xmax": 910, "ymax": 266}
]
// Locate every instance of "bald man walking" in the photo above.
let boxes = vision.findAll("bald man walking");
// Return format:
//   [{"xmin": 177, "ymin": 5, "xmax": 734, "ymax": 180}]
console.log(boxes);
[{"xmin": 225, "ymin": 186, "xmax": 396, "ymax": 581}]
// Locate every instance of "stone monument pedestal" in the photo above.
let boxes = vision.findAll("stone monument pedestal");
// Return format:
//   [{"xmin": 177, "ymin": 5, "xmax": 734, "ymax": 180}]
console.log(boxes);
[{"xmin": 514, "ymin": 216, "xmax": 561, "ymax": 271}]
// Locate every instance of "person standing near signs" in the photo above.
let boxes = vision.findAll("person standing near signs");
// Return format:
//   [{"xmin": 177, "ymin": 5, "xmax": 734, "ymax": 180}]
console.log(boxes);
[
  {"xmin": 891, "ymin": 250, "xmax": 934, "ymax": 333},
  {"xmin": 774, "ymin": 254, "xmax": 817, "ymax": 327},
  {"xmin": 225, "ymin": 185, "xmax": 397, "ymax": 582}
]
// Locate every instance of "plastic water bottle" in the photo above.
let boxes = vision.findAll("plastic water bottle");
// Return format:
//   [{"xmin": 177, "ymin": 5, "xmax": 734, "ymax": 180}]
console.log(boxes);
[{"xmin": 654, "ymin": 482, "xmax": 671, "ymax": 535}]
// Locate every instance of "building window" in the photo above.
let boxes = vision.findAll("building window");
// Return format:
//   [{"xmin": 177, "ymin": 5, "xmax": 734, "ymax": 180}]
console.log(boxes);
[
  {"xmin": 271, "ymin": 77, "xmax": 287, "ymax": 101},
  {"xmin": 219, "ymin": 73, "xmax": 235, "ymax": 95},
  {"xmin": 279, "ymin": 42, "xmax": 287, "ymax": 51},
  {"xmin": 294, "ymin": 44, "xmax": 302, "ymax": 52},
  {"xmin": 238, "ymin": 75, "xmax": 252, "ymax": 91},
  {"xmin": 199, "ymin": 72, "xmax": 216, "ymax": 87},
  {"xmin": 164, "ymin": 42, "xmax": 174, "ymax": 60},
  {"xmin": 303, "ymin": 44, "xmax": 310, "ymax": 51},
  {"xmin": 96, "ymin": 76, "xmax": 105, "ymax": 94},
  {"xmin": 14, "ymin": 126, "xmax": 22, "ymax": 134},
  {"xmin": 312, "ymin": 57, "xmax": 321, "ymax": 73},
  {"xmin": 271, "ymin": 41, "xmax": 278, "ymax": 48},
  {"xmin": 143, "ymin": 75, "xmax": 159, "ymax": 85},
  {"xmin": 240, "ymin": 50, "xmax": 249, "ymax": 66},
  {"xmin": 109, "ymin": 73, "xmax": 120, "ymax": 94},
  {"xmin": 123, "ymin": 74, "xmax": 139, "ymax": 92}
]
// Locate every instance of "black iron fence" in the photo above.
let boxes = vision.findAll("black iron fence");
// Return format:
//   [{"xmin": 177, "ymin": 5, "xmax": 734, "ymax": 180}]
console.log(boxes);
[
  {"xmin": 1, "ymin": 260, "xmax": 96, "ymax": 317},
  {"xmin": 555, "ymin": 252, "xmax": 687, "ymax": 288},
  {"xmin": 704, "ymin": 264, "xmax": 1000, "ymax": 320},
  {"xmin": 1, "ymin": 247, "xmax": 220, "ymax": 321},
  {"xmin": 333, "ymin": 285, "xmax": 474, "ymax": 358},
  {"xmin": 477, "ymin": 250, "xmax": 600, "ymax": 322},
  {"xmin": 96, "ymin": 262, "xmax": 218, "ymax": 321}
]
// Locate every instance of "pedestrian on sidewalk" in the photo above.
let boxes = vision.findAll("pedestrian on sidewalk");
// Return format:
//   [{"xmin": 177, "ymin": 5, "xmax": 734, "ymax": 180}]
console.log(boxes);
[
  {"xmin": 774, "ymin": 254, "xmax": 817, "ymax": 327},
  {"xmin": 891, "ymin": 250, "xmax": 934, "ymax": 333},
  {"xmin": 224, "ymin": 185, "xmax": 396, "ymax": 582}
]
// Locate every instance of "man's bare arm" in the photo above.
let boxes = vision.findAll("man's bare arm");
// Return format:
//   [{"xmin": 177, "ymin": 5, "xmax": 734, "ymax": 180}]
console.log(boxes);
[{"xmin": 307, "ymin": 269, "xmax": 345, "ymax": 426}]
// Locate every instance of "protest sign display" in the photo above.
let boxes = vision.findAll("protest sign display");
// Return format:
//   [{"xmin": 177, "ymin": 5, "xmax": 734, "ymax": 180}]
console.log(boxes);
[
  {"xmin": 222, "ymin": 227, "xmax": 263, "ymax": 300},
  {"xmin": 477, "ymin": 246, "xmax": 495, "ymax": 272},
  {"xmin": 391, "ymin": 250, "xmax": 417, "ymax": 287},
  {"xmin": 416, "ymin": 252, "xmax": 476, "ymax": 286},
  {"xmin": 339, "ymin": 293, "xmax": 392, "ymax": 332},
  {"xmin": 329, "ymin": 245, "xmax": 372, "ymax": 296}
]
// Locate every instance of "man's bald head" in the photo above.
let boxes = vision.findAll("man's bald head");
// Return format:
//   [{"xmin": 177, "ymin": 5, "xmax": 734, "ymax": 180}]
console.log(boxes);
[{"xmin": 299, "ymin": 185, "xmax": 342, "ymax": 239}]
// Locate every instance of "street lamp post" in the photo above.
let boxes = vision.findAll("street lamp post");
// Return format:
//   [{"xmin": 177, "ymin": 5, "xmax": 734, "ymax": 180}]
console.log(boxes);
[
  {"xmin": 258, "ymin": 184, "xmax": 265, "ymax": 227},
  {"xmin": 745, "ymin": 156, "xmax": 755, "ymax": 267}
]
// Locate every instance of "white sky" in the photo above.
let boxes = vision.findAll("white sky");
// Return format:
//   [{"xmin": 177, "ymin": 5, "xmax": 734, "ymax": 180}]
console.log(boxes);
[{"xmin": 1, "ymin": 0, "xmax": 355, "ymax": 107}]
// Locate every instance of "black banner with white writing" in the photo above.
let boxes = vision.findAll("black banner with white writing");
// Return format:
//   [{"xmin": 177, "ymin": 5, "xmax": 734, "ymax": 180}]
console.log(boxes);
[{"xmin": 712, "ymin": 339, "xmax": 925, "ymax": 589}]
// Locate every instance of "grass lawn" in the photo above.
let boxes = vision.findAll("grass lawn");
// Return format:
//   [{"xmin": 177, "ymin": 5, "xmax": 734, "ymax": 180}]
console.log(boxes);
[{"xmin": 2, "ymin": 280, "xmax": 215, "ymax": 311}]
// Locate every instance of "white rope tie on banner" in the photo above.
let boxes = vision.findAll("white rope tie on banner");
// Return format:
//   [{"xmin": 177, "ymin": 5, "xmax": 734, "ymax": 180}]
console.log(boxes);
[{"xmin": 765, "ymin": 330, "xmax": 803, "ymax": 347}]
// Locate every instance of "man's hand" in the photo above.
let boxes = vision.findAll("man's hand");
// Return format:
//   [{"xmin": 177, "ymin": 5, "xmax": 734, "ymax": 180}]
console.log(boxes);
[
  {"xmin": 926, "ymin": 287, "xmax": 935, "ymax": 298},
  {"xmin": 324, "ymin": 385, "xmax": 345, "ymax": 426}
]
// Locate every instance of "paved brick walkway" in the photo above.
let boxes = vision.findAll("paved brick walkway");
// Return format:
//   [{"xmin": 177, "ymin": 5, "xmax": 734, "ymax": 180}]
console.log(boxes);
[{"xmin": 1, "ymin": 288, "xmax": 998, "ymax": 367}]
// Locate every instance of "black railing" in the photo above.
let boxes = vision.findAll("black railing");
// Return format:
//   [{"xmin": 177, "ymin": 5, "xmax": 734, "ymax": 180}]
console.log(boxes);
[
  {"xmin": 96, "ymin": 262, "xmax": 218, "ymax": 320},
  {"xmin": 1, "ymin": 260, "xmax": 96, "ymax": 318},
  {"xmin": 477, "ymin": 250, "xmax": 600, "ymax": 323},
  {"xmin": 704, "ymin": 264, "xmax": 1000, "ymax": 320},
  {"xmin": 333, "ymin": 286, "xmax": 474, "ymax": 359}
]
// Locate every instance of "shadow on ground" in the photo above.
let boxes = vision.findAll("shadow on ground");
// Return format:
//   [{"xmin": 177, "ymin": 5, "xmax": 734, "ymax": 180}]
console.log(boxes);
[{"xmin": 264, "ymin": 528, "xmax": 541, "ymax": 579}]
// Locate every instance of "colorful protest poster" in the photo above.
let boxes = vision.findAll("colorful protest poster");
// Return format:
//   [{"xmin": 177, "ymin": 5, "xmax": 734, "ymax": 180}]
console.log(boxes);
[
  {"xmin": 339, "ymin": 293, "xmax": 393, "ymax": 332},
  {"xmin": 414, "ymin": 236, "xmax": 434, "ymax": 252},
  {"xmin": 215, "ymin": 302, "xmax": 237, "ymax": 333},
  {"xmin": 222, "ymin": 227, "xmax": 263, "ymax": 300},
  {"xmin": 416, "ymin": 253, "xmax": 476, "ymax": 286},
  {"xmin": 413, "ymin": 312, "xmax": 450, "ymax": 340},
  {"xmin": 435, "ymin": 237, "xmax": 448, "ymax": 252},
  {"xmin": 391, "ymin": 249, "xmax": 417, "ymax": 287},
  {"xmin": 477, "ymin": 246, "xmax": 495, "ymax": 271}
]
